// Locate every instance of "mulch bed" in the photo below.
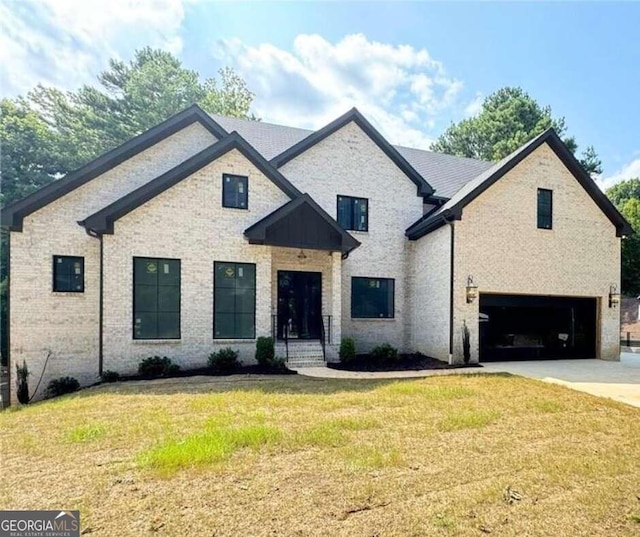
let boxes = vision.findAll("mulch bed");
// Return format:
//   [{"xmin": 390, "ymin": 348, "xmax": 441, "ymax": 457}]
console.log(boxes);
[
  {"xmin": 327, "ymin": 353, "xmax": 482, "ymax": 372},
  {"xmin": 110, "ymin": 365, "xmax": 297, "ymax": 383}
]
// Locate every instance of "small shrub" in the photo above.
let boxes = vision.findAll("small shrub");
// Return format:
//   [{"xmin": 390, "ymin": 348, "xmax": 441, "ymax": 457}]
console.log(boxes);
[
  {"xmin": 46, "ymin": 376, "xmax": 80, "ymax": 398},
  {"xmin": 138, "ymin": 356, "xmax": 179, "ymax": 377},
  {"xmin": 269, "ymin": 356, "xmax": 287, "ymax": 371},
  {"xmin": 370, "ymin": 343, "xmax": 398, "ymax": 364},
  {"xmin": 15, "ymin": 360, "xmax": 30, "ymax": 405},
  {"xmin": 101, "ymin": 370, "xmax": 120, "ymax": 383},
  {"xmin": 462, "ymin": 321, "xmax": 471, "ymax": 364},
  {"xmin": 339, "ymin": 337, "xmax": 356, "ymax": 363},
  {"xmin": 208, "ymin": 348, "xmax": 240, "ymax": 374},
  {"xmin": 255, "ymin": 336, "xmax": 275, "ymax": 367}
]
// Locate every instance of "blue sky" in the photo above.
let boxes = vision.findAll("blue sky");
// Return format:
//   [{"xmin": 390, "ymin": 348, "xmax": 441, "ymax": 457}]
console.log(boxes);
[{"xmin": 2, "ymin": 1, "xmax": 639, "ymax": 189}]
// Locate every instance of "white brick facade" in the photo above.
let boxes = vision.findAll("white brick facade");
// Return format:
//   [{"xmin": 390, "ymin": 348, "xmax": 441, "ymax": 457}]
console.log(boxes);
[{"xmin": 7, "ymin": 113, "xmax": 625, "ymax": 402}]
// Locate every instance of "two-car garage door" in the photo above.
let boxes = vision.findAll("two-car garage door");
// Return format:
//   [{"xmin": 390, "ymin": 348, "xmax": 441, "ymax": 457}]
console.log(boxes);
[{"xmin": 479, "ymin": 294, "xmax": 597, "ymax": 361}]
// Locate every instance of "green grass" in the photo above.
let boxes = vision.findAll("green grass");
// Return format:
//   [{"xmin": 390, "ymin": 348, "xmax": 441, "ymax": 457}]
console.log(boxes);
[{"xmin": 1, "ymin": 374, "xmax": 638, "ymax": 536}]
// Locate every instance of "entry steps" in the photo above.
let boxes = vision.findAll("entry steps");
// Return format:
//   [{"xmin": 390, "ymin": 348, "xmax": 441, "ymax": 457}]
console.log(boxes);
[{"xmin": 276, "ymin": 340, "xmax": 326, "ymax": 368}]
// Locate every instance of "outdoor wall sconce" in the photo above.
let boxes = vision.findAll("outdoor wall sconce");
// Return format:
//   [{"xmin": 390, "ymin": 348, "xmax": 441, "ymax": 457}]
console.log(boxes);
[
  {"xmin": 608, "ymin": 283, "xmax": 620, "ymax": 308},
  {"xmin": 297, "ymin": 249, "xmax": 307, "ymax": 261},
  {"xmin": 466, "ymin": 275, "xmax": 478, "ymax": 304}
]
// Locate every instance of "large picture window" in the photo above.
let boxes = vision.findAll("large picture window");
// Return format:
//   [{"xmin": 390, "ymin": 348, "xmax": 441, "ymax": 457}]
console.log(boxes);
[
  {"xmin": 133, "ymin": 257, "xmax": 180, "ymax": 339},
  {"xmin": 53, "ymin": 255, "xmax": 84, "ymax": 292},
  {"xmin": 214, "ymin": 262, "xmax": 256, "ymax": 339},
  {"xmin": 337, "ymin": 195, "xmax": 368, "ymax": 231},
  {"xmin": 351, "ymin": 277, "xmax": 394, "ymax": 319}
]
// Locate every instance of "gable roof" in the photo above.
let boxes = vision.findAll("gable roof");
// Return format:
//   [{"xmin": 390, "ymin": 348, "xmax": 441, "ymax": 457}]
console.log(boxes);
[
  {"xmin": 269, "ymin": 108, "xmax": 435, "ymax": 197},
  {"xmin": 244, "ymin": 193, "xmax": 360, "ymax": 254},
  {"xmin": 80, "ymin": 132, "xmax": 301, "ymax": 235},
  {"xmin": 2, "ymin": 104, "xmax": 228, "ymax": 231},
  {"xmin": 212, "ymin": 113, "xmax": 493, "ymax": 198},
  {"xmin": 406, "ymin": 128, "xmax": 633, "ymax": 239}
]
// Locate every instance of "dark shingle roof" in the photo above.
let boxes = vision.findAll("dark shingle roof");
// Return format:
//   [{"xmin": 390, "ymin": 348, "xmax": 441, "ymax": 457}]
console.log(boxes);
[{"xmin": 211, "ymin": 114, "xmax": 492, "ymax": 199}]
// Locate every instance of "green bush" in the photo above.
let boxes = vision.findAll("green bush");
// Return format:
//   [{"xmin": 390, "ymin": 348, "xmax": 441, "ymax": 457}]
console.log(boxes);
[
  {"xmin": 370, "ymin": 343, "xmax": 398, "ymax": 363},
  {"xmin": 138, "ymin": 356, "xmax": 180, "ymax": 377},
  {"xmin": 46, "ymin": 376, "xmax": 80, "ymax": 398},
  {"xmin": 15, "ymin": 360, "xmax": 30, "ymax": 405},
  {"xmin": 101, "ymin": 370, "xmax": 120, "ymax": 383},
  {"xmin": 208, "ymin": 348, "xmax": 240, "ymax": 374},
  {"xmin": 339, "ymin": 337, "xmax": 356, "ymax": 363},
  {"xmin": 255, "ymin": 336, "xmax": 275, "ymax": 367}
]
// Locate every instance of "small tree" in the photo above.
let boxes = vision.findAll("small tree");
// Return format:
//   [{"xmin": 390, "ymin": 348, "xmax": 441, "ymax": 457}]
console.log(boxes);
[
  {"xmin": 462, "ymin": 322, "xmax": 471, "ymax": 364},
  {"xmin": 15, "ymin": 360, "xmax": 30, "ymax": 404}
]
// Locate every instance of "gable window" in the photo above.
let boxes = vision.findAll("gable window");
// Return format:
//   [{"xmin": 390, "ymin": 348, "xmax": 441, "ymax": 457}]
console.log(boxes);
[
  {"xmin": 337, "ymin": 195, "xmax": 368, "ymax": 232},
  {"xmin": 222, "ymin": 174, "xmax": 248, "ymax": 209},
  {"xmin": 214, "ymin": 262, "xmax": 256, "ymax": 339},
  {"xmin": 53, "ymin": 256, "xmax": 84, "ymax": 292},
  {"xmin": 537, "ymin": 188, "xmax": 553, "ymax": 229},
  {"xmin": 133, "ymin": 257, "xmax": 180, "ymax": 339},
  {"xmin": 351, "ymin": 277, "xmax": 394, "ymax": 318}
]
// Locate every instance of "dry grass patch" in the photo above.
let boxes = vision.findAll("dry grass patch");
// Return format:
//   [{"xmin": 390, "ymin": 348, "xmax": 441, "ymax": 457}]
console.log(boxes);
[{"xmin": 1, "ymin": 374, "xmax": 639, "ymax": 536}]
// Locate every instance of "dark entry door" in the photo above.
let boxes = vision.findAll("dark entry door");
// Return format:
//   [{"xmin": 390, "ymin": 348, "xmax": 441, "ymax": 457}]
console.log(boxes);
[{"xmin": 277, "ymin": 271, "xmax": 322, "ymax": 340}]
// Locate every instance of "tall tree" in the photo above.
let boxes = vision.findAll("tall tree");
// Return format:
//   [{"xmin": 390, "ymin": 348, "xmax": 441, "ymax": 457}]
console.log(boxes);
[
  {"xmin": 432, "ymin": 87, "xmax": 602, "ymax": 175},
  {"xmin": 606, "ymin": 178, "xmax": 640, "ymax": 294}
]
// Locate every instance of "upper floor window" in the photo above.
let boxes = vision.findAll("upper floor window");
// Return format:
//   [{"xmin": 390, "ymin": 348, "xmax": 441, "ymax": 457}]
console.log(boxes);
[
  {"xmin": 351, "ymin": 277, "xmax": 394, "ymax": 319},
  {"xmin": 222, "ymin": 174, "xmax": 248, "ymax": 209},
  {"xmin": 337, "ymin": 195, "xmax": 368, "ymax": 232},
  {"xmin": 537, "ymin": 188, "xmax": 553, "ymax": 230},
  {"xmin": 133, "ymin": 257, "xmax": 181, "ymax": 339},
  {"xmin": 53, "ymin": 256, "xmax": 84, "ymax": 292}
]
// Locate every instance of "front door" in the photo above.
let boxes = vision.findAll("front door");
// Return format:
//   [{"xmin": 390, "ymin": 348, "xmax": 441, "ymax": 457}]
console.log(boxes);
[{"xmin": 277, "ymin": 271, "xmax": 322, "ymax": 340}]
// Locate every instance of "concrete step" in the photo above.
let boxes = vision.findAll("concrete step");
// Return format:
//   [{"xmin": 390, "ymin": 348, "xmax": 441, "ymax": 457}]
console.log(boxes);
[{"xmin": 287, "ymin": 357, "xmax": 326, "ymax": 368}]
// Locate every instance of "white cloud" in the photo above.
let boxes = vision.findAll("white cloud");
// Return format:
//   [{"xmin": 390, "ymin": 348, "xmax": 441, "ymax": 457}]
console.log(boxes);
[
  {"xmin": 597, "ymin": 157, "xmax": 640, "ymax": 191},
  {"xmin": 0, "ymin": 0, "xmax": 188, "ymax": 96},
  {"xmin": 464, "ymin": 92, "xmax": 484, "ymax": 117},
  {"xmin": 215, "ymin": 34, "xmax": 464, "ymax": 149}
]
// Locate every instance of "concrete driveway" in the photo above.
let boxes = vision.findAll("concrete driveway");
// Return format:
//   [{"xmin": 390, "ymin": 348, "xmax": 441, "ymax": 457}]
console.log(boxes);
[{"xmin": 482, "ymin": 353, "xmax": 640, "ymax": 408}]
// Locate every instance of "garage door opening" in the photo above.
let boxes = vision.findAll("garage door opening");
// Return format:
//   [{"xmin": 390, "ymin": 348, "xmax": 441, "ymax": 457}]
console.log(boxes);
[{"xmin": 479, "ymin": 294, "xmax": 597, "ymax": 361}]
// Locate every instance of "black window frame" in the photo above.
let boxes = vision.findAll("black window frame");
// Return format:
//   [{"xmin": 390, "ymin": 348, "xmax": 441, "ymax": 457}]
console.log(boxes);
[
  {"xmin": 133, "ymin": 257, "xmax": 181, "ymax": 340},
  {"xmin": 213, "ymin": 261, "xmax": 257, "ymax": 340},
  {"xmin": 351, "ymin": 277, "xmax": 395, "ymax": 319},
  {"xmin": 537, "ymin": 188, "xmax": 553, "ymax": 230},
  {"xmin": 337, "ymin": 195, "xmax": 369, "ymax": 232},
  {"xmin": 52, "ymin": 255, "xmax": 85, "ymax": 293},
  {"xmin": 222, "ymin": 173, "xmax": 249, "ymax": 210}
]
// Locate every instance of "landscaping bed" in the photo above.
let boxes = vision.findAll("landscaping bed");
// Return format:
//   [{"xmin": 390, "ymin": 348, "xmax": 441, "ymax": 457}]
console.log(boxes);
[
  {"xmin": 328, "ymin": 352, "xmax": 482, "ymax": 372},
  {"xmin": 116, "ymin": 363, "xmax": 297, "ymax": 382}
]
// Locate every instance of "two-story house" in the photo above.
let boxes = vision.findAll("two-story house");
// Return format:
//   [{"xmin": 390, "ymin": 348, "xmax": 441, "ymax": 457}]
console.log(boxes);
[{"xmin": 1, "ymin": 105, "xmax": 631, "ymax": 402}]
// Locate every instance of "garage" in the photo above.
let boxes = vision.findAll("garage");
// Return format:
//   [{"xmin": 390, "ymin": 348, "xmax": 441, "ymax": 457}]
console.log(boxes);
[{"xmin": 479, "ymin": 294, "xmax": 597, "ymax": 361}]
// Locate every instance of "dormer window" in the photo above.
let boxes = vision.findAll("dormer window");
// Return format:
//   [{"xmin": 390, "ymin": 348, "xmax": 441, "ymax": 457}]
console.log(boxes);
[
  {"xmin": 337, "ymin": 195, "xmax": 368, "ymax": 232},
  {"xmin": 222, "ymin": 174, "xmax": 248, "ymax": 209},
  {"xmin": 537, "ymin": 188, "xmax": 553, "ymax": 229}
]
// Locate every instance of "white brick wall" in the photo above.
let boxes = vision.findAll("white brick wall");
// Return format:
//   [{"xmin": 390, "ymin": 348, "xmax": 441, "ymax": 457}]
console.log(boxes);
[
  {"xmin": 9, "ymin": 123, "xmax": 217, "ymax": 400},
  {"xmin": 450, "ymin": 143, "xmax": 621, "ymax": 363},
  {"xmin": 280, "ymin": 121, "xmax": 424, "ymax": 353},
  {"xmin": 409, "ymin": 224, "xmax": 451, "ymax": 360},
  {"xmin": 102, "ymin": 149, "xmax": 290, "ymax": 373}
]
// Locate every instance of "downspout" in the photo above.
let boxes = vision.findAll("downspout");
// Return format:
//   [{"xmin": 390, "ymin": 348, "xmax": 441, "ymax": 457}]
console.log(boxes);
[
  {"xmin": 448, "ymin": 221, "xmax": 455, "ymax": 364},
  {"xmin": 4, "ymin": 230, "xmax": 10, "ymax": 405}
]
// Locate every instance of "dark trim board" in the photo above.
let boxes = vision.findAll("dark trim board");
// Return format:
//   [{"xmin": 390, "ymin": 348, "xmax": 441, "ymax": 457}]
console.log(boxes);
[
  {"xmin": 80, "ymin": 132, "xmax": 302, "ymax": 235},
  {"xmin": 1, "ymin": 105, "xmax": 228, "ymax": 232},
  {"xmin": 406, "ymin": 128, "xmax": 633, "ymax": 239},
  {"xmin": 270, "ymin": 108, "xmax": 435, "ymax": 197}
]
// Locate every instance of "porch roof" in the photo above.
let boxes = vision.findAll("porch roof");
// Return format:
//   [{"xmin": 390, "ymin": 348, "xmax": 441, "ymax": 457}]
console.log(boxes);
[{"xmin": 244, "ymin": 193, "xmax": 361, "ymax": 254}]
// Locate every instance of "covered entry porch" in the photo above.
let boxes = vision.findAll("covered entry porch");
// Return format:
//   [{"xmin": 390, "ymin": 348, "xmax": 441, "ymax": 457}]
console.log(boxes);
[{"xmin": 244, "ymin": 194, "xmax": 360, "ymax": 362}]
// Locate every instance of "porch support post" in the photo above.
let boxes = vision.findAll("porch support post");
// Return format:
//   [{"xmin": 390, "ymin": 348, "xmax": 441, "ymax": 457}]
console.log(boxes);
[{"xmin": 331, "ymin": 251, "xmax": 342, "ymax": 344}]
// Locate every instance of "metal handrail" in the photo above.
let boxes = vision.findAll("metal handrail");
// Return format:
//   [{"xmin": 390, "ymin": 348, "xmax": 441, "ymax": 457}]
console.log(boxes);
[
  {"xmin": 284, "ymin": 319, "xmax": 289, "ymax": 362},
  {"xmin": 320, "ymin": 317, "xmax": 326, "ymax": 361}
]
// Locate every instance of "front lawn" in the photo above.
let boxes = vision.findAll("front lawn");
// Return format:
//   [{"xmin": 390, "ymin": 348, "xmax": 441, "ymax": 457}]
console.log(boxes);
[{"xmin": 1, "ymin": 374, "xmax": 639, "ymax": 536}]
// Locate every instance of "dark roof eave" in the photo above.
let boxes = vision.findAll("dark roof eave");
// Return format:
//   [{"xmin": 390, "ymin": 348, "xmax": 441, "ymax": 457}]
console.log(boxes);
[
  {"xmin": 2, "ymin": 104, "xmax": 228, "ymax": 232},
  {"xmin": 81, "ymin": 132, "xmax": 302, "ymax": 235},
  {"xmin": 270, "ymin": 108, "xmax": 434, "ymax": 197}
]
